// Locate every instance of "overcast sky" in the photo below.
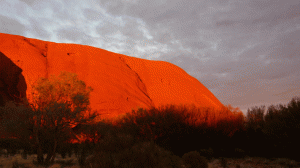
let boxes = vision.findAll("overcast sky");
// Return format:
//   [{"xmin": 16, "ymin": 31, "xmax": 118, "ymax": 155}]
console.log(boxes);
[{"xmin": 1, "ymin": 0, "xmax": 300, "ymax": 115}]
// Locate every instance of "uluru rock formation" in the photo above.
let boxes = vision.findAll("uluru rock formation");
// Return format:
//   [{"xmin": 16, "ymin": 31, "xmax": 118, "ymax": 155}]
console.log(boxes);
[{"xmin": 0, "ymin": 32, "xmax": 224, "ymax": 121}]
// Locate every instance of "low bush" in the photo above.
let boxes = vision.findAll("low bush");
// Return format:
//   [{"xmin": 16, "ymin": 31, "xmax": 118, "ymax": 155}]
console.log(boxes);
[
  {"xmin": 219, "ymin": 157, "xmax": 228, "ymax": 168},
  {"xmin": 21, "ymin": 149, "xmax": 28, "ymax": 159},
  {"xmin": 12, "ymin": 160, "xmax": 24, "ymax": 168},
  {"xmin": 199, "ymin": 147, "xmax": 214, "ymax": 161},
  {"xmin": 84, "ymin": 140, "xmax": 184, "ymax": 168},
  {"xmin": 182, "ymin": 150, "xmax": 208, "ymax": 168},
  {"xmin": 234, "ymin": 148, "xmax": 246, "ymax": 158}
]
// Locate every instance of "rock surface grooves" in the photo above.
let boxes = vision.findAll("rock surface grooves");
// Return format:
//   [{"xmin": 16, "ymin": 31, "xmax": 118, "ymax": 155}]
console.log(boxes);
[{"xmin": 0, "ymin": 32, "xmax": 224, "ymax": 121}]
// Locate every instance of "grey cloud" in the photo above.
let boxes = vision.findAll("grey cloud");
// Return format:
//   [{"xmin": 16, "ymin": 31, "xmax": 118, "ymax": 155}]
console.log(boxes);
[
  {"xmin": 268, "ymin": 29, "xmax": 300, "ymax": 60},
  {"xmin": 214, "ymin": 0, "xmax": 300, "ymax": 32},
  {"xmin": 155, "ymin": 31, "xmax": 173, "ymax": 43},
  {"xmin": 190, "ymin": 49, "xmax": 299, "ymax": 92},
  {"xmin": 56, "ymin": 28, "xmax": 87, "ymax": 42},
  {"xmin": 182, "ymin": 39, "xmax": 208, "ymax": 50},
  {"xmin": 0, "ymin": 15, "xmax": 26, "ymax": 35},
  {"xmin": 21, "ymin": 0, "xmax": 63, "ymax": 16},
  {"xmin": 95, "ymin": 16, "xmax": 146, "ymax": 41},
  {"xmin": 98, "ymin": 0, "xmax": 210, "ymax": 35},
  {"xmin": 52, "ymin": 1, "xmax": 82, "ymax": 23},
  {"xmin": 96, "ymin": 21, "xmax": 120, "ymax": 36},
  {"xmin": 83, "ymin": 8, "xmax": 104, "ymax": 21},
  {"xmin": 80, "ymin": 36, "xmax": 98, "ymax": 47},
  {"xmin": 2, "ymin": 0, "xmax": 299, "ymax": 113},
  {"xmin": 211, "ymin": 56, "xmax": 296, "ymax": 82},
  {"xmin": 215, "ymin": 20, "xmax": 237, "ymax": 27},
  {"xmin": 18, "ymin": 0, "xmax": 37, "ymax": 6},
  {"xmin": 216, "ymin": 73, "xmax": 300, "ymax": 113},
  {"xmin": 159, "ymin": 52, "xmax": 203, "ymax": 73},
  {"xmin": 121, "ymin": 17, "xmax": 145, "ymax": 40},
  {"xmin": 99, "ymin": 0, "xmax": 127, "ymax": 15},
  {"xmin": 28, "ymin": 18, "xmax": 51, "ymax": 39},
  {"xmin": 157, "ymin": 52, "xmax": 229, "ymax": 91}
]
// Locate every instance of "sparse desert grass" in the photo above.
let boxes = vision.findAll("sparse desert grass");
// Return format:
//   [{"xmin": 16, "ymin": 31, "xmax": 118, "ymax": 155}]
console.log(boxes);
[
  {"xmin": 0, "ymin": 152, "xmax": 299, "ymax": 168},
  {"xmin": 0, "ymin": 151, "xmax": 81, "ymax": 168},
  {"xmin": 209, "ymin": 156, "xmax": 300, "ymax": 168}
]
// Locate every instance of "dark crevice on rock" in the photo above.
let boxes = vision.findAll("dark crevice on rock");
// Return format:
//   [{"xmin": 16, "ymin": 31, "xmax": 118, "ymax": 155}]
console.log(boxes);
[
  {"xmin": 118, "ymin": 56, "xmax": 153, "ymax": 105},
  {"xmin": 23, "ymin": 38, "xmax": 48, "ymax": 57}
]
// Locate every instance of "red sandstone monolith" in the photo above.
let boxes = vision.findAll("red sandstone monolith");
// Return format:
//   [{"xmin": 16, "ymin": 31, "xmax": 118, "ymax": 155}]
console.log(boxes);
[{"xmin": 0, "ymin": 33, "xmax": 224, "ymax": 122}]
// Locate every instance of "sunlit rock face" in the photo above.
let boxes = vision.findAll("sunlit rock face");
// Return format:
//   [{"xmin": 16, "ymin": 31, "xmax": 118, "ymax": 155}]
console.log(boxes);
[{"xmin": 0, "ymin": 33, "xmax": 224, "ymax": 121}]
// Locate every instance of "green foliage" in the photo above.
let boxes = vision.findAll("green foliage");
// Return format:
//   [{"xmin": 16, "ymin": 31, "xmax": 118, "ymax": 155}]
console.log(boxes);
[{"xmin": 182, "ymin": 151, "xmax": 208, "ymax": 168}]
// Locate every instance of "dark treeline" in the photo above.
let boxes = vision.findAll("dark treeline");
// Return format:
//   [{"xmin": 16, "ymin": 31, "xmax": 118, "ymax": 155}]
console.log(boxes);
[{"xmin": 0, "ymin": 96, "xmax": 299, "ymax": 166}]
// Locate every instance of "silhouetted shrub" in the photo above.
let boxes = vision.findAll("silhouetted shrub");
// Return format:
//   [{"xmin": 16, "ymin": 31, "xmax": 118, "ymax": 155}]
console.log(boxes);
[
  {"xmin": 199, "ymin": 147, "xmax": 214, "ymax": 161},
  {"xmin": 8, "ymin": 148, "xmax": 17, "ymax": 156},
  {"xmin": 113, "ymin": 104, "xmax": 197, "ymax": 141},
  {"xmin": 12, "ymin": 160, "xmax": 24, "ymax": 168},
  {"xmin": 58, "ymin": 143, "xmax": 73, "ymax": 158},
  {"xmin": 0, "ymin": 94, "xmax": 5, "ymax": 107},
  {"xmin": 233, "ymin": 148, "xmax": 246, "ymax": 158},
  {"xmin": 67, "ymin": 147, "xmax": 73, "ymax": 157},
  {"xmin": 109, "ymin": 103, "xmax": 251, "ymax": 159},
  {"xmin": 259, "ymin": 97, "xmax": 300, "ymax": 159},
  {"xmin": 89, "ymin": 128, "xmax": 144, "ymax": 167},
  {"xmin": 85, "ymin": 140, "xmax": 184, "ymax": 168},
  {"xmin": 76, "ymin": 141, "xmax": 93, "ymax": 167},
  {"xmin": 21, "ymin": 149, "xmax": 28, "ymax": 159},
  {"xmin": 60, "ymin": 150, "xmax": 66, "ymax": 159},
  {"xmin": 245, "ymin": 105, "xmax": 266, "ymax": 131},
  {"xmin": 219, "ymin": 157, "xmax": 228, "ymax": 168},
  {"xmin": 0, "ymin": 148, "xmax": 7, "ymax": 157},
  {"xmin": 182, "ymin": 150, "xmax": 208, "ymax": 168}
]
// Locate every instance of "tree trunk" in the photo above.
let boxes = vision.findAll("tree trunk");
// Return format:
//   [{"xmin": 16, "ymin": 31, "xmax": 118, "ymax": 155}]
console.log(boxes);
[
  {"xmin": 36, "ymin": 132, "xmax": 44, "ymax": 164},
  {"xmin": 50, "ymin": 139, "xmax": 57, "ymax": 163},
  {"xmin": 79, "ymin": 143, "xmax": 87, "ymax": 167},
  {"xmin": 45, "ymin": 136, "xmax": 57, "ymax": 164}
]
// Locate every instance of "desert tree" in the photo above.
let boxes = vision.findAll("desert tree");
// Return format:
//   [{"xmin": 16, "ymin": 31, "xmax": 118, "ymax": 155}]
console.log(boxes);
[
  {"xmin": 263, "ymin": 97, "xmax": 300, "ymax": 158},
  {"xmin": 0, "ymin": 71, "xmax": 99, "ymax": 165},
  {"xmin": 245, "ymin": 105, "xmax": 266, "ymax": 131}
]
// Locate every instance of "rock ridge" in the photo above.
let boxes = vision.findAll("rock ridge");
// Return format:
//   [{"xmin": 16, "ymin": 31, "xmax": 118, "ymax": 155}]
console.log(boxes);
[{"xmin": 0, "ymin": 32, "xmax": 224, "ymax": 121}]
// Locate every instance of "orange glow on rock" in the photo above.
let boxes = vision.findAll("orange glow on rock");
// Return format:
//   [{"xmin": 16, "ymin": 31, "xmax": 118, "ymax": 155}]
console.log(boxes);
[{"xmin": 0, "ymin": 32, "xmax": 226, "ymax": 143}]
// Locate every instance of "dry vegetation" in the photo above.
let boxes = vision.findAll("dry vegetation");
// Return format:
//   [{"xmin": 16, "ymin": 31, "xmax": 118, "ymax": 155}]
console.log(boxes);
[
  {"xmin": 0, "ymin": 150, "xmax": 299, "ymax": 168},
  {"xmin": 1, "ymin": 72, "xmax": 300, "ymax": 168},
  {"xmin": 1, "ymin": 100, "xmax": 300, "ymax": 168}
]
